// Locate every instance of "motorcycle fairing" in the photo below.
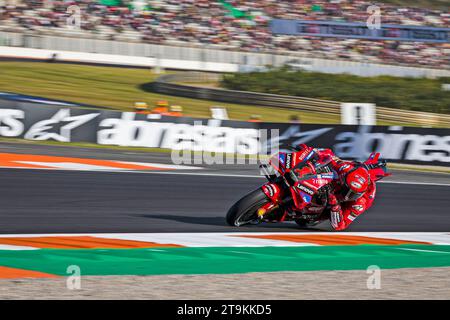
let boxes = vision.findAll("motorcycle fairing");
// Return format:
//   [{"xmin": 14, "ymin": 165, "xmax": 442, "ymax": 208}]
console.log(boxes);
[
  {"xmin": 269, "ymin": 148, "xmax": 317, "ymax": 175},
  {"xmin": 290, "ymin": 173, "xmax": 335, "ymax": 210},
  {"xmin": 261, "ymin": 183, "xmax": 282, "ymax": 203}
]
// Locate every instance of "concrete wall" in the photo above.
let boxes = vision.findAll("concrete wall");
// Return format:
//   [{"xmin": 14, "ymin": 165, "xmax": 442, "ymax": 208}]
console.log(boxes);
[{"xmin": 1, "ymin": 32, "xmax": 449, "ymax": 78}]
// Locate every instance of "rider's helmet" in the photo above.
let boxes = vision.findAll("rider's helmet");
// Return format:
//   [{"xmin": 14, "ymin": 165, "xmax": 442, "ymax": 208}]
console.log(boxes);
[{"xmin": 338, "ymin": 163, "xmax": 370, "ymax": 201}]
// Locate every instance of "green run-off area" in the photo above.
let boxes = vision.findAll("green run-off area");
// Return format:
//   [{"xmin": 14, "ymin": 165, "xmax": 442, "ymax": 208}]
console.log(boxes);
[{"xmin": 1, "ymin": 245, "xmax": 450, "ymax": 276}]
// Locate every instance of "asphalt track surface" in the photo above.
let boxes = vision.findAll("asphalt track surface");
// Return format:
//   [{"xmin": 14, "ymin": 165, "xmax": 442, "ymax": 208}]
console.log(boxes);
[{"xmin": 0, "ymin": 142, "xmax": 449, "ymax": 233}]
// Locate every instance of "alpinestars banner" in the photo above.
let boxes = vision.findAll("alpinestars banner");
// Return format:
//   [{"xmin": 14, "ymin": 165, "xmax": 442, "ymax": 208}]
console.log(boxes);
[{"xmin": 0, "ymin": 103, "xmax": 449, "ymax": 166}]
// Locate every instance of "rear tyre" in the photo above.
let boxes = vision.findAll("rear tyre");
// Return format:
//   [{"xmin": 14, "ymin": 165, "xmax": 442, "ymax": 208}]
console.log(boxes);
[{"xmin": 226, "ymin": 188, "xmax": 269, "ymax": 227}]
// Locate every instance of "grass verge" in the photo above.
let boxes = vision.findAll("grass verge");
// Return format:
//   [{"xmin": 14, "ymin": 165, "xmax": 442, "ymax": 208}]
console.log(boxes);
[{"xmin": 0, "ymin": 61, "xmax": 340, "ymax": 124}]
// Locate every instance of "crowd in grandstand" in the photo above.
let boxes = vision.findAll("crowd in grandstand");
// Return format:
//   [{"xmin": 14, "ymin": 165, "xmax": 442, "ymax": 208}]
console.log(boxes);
[{"xmin": 0, "ymin": 0, "xmax": 449, "ymax": 68}]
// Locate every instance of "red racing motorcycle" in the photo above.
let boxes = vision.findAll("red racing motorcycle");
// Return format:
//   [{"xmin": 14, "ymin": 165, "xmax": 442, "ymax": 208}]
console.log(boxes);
[{"xmin": 226, "ymin": 146, "xmax": 390, "ymax": 228}]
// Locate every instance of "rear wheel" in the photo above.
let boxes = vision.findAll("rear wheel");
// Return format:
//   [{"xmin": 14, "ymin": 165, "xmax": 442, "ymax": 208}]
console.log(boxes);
[{"xmin": 226, "ymin": 188, "xmax": 270, "ymax": 227}]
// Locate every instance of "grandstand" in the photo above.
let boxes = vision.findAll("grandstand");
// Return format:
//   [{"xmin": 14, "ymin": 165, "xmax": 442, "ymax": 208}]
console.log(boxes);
[{"xmin": 0, "ymin": 0, "xmax": 448, "ymax": 68}]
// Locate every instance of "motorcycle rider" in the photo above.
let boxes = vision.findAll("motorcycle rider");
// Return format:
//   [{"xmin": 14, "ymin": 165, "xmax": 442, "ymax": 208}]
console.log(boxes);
[
  {"xmin": 327, "ymin": 163, "xmax": 375, "ymax": 231},
  {"xmin": 292, "ymin": 144, "xmax": 376, "ymax": 231}
]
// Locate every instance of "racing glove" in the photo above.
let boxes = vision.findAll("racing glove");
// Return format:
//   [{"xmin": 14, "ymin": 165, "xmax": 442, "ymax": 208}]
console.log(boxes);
[{"xmin": 328, "ymin": 193, "xmax": 344, "ymax": 230}]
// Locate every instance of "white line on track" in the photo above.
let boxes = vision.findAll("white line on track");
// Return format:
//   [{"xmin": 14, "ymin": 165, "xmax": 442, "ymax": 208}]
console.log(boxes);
[
  {"xmin": 105, "ymin": 170, "xmax": 450, "ymax": 187},
  {"xmin": 378, "ymin": 180, "xmax": 450, "ymax": 187},
  {"xmin": 397, "ymin": 248, "xmax": 450, "ymax": 254},
  {"xmin": 229, "ymin": 251, "xmax": 253, "ymax": 254},
  {"xmin": 1, "ymin": 166, "xmax": 450, "ymax": 187}
]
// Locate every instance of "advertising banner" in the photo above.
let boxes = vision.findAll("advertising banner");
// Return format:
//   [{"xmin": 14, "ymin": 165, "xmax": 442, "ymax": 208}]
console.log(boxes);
[
  {"xmin": 270, "ymin": 19, "xmax": 450, "ymax": 43},
  {"xmin": 0, "ymin": 102, "xmax": 449, "ymax": 166}
]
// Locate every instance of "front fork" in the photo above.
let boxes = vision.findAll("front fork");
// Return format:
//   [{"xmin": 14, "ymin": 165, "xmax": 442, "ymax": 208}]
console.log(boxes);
[{"xmin": 260, "ymin": 183, "xmax": 290, "ymax": 221}]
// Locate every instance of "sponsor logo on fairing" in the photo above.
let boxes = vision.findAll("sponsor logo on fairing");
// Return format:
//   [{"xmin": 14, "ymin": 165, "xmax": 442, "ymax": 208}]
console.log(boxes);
[
  {"xmin": 305, "ymin": 151, "xmax": 314, "ymax": 161},
  {"xmin": 278, "ymin": 153, "xmax": 286, "ymax": 166},
  {"xmin": 300, "ymin": 192, "xmax": 312, "ymax": 203},
  {"xmin": 312, "ymin": 178, "xmax": 328, "ymax": 185},
  {"xmin": 297, "ymin": 149, "xmax": 311, "ymax": 162},
  {"xmin": 264, "ymin": 185, "xmax": 275, "ymax": 197},
  {"xmin": 352, "ymin": 205, "xmax": 364, "ymax": 212},
  {"xmin": 317, "ymin": 173, "xmax": 335, "ymax": 179},
  {"xmin": 264, "ymin": 184, "xmax": 280, "ymax": 199},
  {"xmin": 297, "ymin": 184, "xmax": 314, "ymax": 196},
  {"xmin": 285, "ymin": 153, "xmax": 293, "ymax": 169}
]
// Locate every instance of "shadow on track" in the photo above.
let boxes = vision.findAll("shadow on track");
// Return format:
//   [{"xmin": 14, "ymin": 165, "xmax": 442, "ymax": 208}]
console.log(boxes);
[
  {"xmin": 135, "ymin": 214, "xmax": 328, "ymax": 232},
  {"xmin": 136, "ymin": 214, "xmax": 226, "ymax": 227}
]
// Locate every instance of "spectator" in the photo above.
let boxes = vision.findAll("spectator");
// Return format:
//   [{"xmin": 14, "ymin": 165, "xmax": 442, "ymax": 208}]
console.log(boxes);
[
  {"xmin": 0, "ymin": 0, "xmax": 448, "ymax": 68},
  {"xmin": 134, "ymin": 101, "xmax": 149, "ymax": 114}
]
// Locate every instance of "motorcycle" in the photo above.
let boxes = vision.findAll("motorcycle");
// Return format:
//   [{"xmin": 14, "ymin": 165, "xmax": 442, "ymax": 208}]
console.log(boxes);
[{"xmin": 226, "ymin": 146, "xmax": 390, "ymax": 228}]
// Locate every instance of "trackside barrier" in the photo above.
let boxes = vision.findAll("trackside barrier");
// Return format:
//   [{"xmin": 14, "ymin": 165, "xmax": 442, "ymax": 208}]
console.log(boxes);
[
  {"xmin": 1, "ymin": 31, "xmax": 450, "ymax": 78},
  {"xmin": 153, "ymin": 73, "xmax": 450, "ymax": 128},
  {"xmin": 0, "ymin": 99, "xmax": 449, "ymax": 166}
]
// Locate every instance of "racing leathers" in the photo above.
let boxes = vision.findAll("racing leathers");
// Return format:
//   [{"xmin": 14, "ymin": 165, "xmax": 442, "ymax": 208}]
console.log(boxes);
[
  {"xmin": 328, "ymin": 180, "xmax": 375, "ymax": 231},
  {"xmin": 293, "ymin": 145, "xmax": 375, "ymax": 231}
]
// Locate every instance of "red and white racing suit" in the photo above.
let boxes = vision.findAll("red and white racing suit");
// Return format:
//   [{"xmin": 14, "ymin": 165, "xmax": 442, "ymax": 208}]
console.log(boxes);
[
  {"xmin": 328, "ymin": 180, "xmax": 376, "ymax": 231},
  {"xmin": 303, "ymin": 148, "xmax": 376, "ymax": 231}
]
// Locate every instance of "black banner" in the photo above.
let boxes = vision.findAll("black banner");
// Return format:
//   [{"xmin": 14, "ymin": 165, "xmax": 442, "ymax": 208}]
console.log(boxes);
[
  {"xmin": 0, "ymin": 102, "xmax": 449, "ymax": 166},
  {"xmin": 0, "ymin": 300, "xmax": 444, "ymax": 317}
]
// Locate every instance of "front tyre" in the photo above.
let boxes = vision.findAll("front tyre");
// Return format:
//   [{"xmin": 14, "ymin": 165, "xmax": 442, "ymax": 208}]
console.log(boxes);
[{"xmin": 226, "ymin": 188, "xmax": 270, "ymax": 227}]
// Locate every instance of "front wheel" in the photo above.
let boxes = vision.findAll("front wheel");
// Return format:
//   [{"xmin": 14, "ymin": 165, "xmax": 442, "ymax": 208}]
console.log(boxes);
[{"xmin": 226, "ymin": 188, "xmax": 270, "ymax": 227}]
